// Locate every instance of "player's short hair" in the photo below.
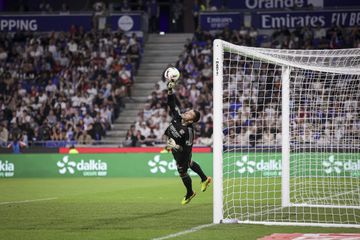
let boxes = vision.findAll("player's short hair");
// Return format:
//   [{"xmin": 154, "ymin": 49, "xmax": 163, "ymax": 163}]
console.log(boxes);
[{"xmin": 193, "ymin": 110, "xmax": 201, "ymax": 123}]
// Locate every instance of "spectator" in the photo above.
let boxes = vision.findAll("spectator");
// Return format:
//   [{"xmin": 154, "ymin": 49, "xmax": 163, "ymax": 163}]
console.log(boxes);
[
  {"xmin": 93, "ymin": 1, "xmax": 107, "ymax": 30},
  {"xmin": 0, "ymin": 123, "xmax": 8, "ymax": 147},
  {"xmin": 91, "ymin": 117, "xmax": 106, "ymax": 141},
  {"xmin": 7, "ymin": 138, "xmax": 26, "ymax": 153},
  {"xmin": 146, "ymin": 0, "xmax": 160, "ymax": 33},
  {"xmin": 193, "ymin": 0, "xmax": 201, "ymax": 30},
  {"xmin": 170, "ymin": 0, "xmax": 184, "ymax": 32},
  {"xmin": 137, "ymin": 121, "xmax": 150, "ymax": 139},
  {"xmin": 124, "ymin": 125, "xmax": 142, "ymax": 146},
  {"xmin": 77, "ymin": 131, "xmax": 93, "ymax": 145},
  {"xmin": 68, "ymin": 145, "xmax": 79, "ymax": 154},
  {"xmin": 127, "ymin": 39, "xmax": 141, "ymax": 71},
  {"xmin": 146, "ymin": 128, "xmax": 158, "ymax": 145}
]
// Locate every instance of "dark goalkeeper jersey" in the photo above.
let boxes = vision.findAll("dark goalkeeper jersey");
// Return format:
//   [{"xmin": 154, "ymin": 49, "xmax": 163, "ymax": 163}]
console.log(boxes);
[{"xmin": 164, "ymin": 94, "xmax": 194, "ymax": 159}]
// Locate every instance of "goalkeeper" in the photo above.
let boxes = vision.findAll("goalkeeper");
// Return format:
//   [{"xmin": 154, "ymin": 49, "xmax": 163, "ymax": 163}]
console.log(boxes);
[{"xmin": 164, "ymin": 79, "xmax": 211, "ymax": 205}]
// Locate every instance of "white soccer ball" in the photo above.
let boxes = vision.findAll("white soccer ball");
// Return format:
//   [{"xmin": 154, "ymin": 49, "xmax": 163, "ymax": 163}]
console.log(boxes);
[{"xmin": 164, "ymin": 67, "xmax": 180, "ymax": 82}]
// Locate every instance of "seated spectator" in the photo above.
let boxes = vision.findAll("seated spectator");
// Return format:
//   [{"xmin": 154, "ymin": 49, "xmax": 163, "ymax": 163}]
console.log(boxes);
[
  {"xmin": 77, "ymin": 131, "xmax": 93, "ymax": 145},
  {"xmin": 7, "ymin": 138, "xmax": 26, "ymax": 153},
  {"xmin": 146, "ymin": 129, "xmax": 158, "ymax": 144},
  {"xmin": 124, "ymin": 125, "xmax": 144, "ymax": 147},
  {"xmin": 0, "ymin": 123, "xmax": 9, "ymax": 147},
  {"xmin": 91, "ymin": 117, "xmax": 106, "ymax": 141},
  {"xmin": 127, "ymin": 39, "xmax": 141, "ymax": 71}
]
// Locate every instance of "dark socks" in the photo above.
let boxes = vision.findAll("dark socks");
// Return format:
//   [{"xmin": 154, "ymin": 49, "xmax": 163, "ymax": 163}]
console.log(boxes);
[
  {"xmin": 181, "ymin": 174, "xmax": 193, "ymax": 197},
  {"xmin": 190, "ymin": 161, "xmax": 207, "ymax": 182}
]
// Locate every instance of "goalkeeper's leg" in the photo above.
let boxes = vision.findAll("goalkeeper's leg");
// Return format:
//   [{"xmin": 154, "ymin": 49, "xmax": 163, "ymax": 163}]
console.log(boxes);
[
  {"xmin": 189, "ymin": 160, "xmax": 212, "ymax": 192},
  {"xmin": 180, "ymin": 173, "xmax": 196, "ymax": 205},
  {"xmin": 177, "ymin": 160, "xmax": 196, "ymax": 205}
]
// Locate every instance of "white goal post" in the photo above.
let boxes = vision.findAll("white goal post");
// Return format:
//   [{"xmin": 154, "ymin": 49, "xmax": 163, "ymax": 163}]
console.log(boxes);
[{"xmin": 213, "ymin": 39, "xmax": 360, "ymax": 227}]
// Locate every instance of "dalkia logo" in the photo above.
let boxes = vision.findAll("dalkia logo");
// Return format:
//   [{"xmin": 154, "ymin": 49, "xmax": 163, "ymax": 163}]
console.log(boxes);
[
  {"xmin": 57, "ymin": 156, "xmax": 76, "ymax": 174},
  {"xmin": 148, "ymin": 155, "xmax": 177, "ymax": 174},
  {"xmin": 322, "ymin": 155, "xmax": 342, "ymax": 174},
  {"xmin": 322, "ymin": 155, "xmax": 360, "ymax": 175},
  {"xmin": 0, "ymin": 160, "xmax": 14, "ymax": 177},
  {"xmin": 148, "ymin": 155, "xmax": 197, "ymax": 176},
  {"xmin": 235, "ymin": 155, "xmax": 281, "ymax": 175},
  {"xmin": 57, "ymin": 156, "xmax": 107, "ymax": 176},
  {"xmin": 236, "ymin": 155, "xmax": 256, "ymax": 173}
]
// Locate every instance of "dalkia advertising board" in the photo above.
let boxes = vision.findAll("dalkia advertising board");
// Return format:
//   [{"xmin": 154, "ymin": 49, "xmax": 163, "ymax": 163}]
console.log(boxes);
[
  {"xmin": 0, "ymin": 153, "xmax": 359, "ymax": 178},
  {"xmin": 228, "ymin": 153, "xmax": 360, "ymax": 177},
  {"xmin": 56, "ymin": 155, "xmax": 108, "ymax": 177},
  {"xmin": 0, "ymin": 160, "xmax": 15, "ymax": 177},
  {"xmin": 0, "ymin": 153, "xmax": 212, "ymax": 178}
]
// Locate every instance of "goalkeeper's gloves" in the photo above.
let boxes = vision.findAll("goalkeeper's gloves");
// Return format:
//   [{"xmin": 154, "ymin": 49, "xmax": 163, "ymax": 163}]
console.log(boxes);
[
  {"xmin": 167, "ymin": 81, "xmax": 176, "ymax": 94},
  {"xmin": 166, "ymin": 138, "xmax": 181, "ymax": 151},
  {"xmin": 167, "ymin": 81, "xmax": 175, "ymax": 90}
]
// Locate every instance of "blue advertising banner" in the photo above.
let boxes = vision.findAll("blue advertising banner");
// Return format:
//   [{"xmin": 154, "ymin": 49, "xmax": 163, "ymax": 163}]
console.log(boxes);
[
  {"xmin": 252, "ymin": 10, "xmax": 360, "ymax": 29},
  {"xmin": 0, "ymin": 13, "xmax": 142, "ymax": 32},
  {"xmin": 199, "ymin": 12, "xmax": 242, "ymax": 31}
]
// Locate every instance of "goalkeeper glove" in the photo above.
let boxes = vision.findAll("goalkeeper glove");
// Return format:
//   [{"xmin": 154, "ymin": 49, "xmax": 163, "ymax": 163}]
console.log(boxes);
[
  {"xmin": 166, "ymin": 138, "xmax": 180, "ymax": 151},
  {"xmin": 167, "ymin": 81, "xmax": 176, "ymax": 94},
  {"xmin": 167, "ymin": 81, "xmax": 175, "ymax": 90}
]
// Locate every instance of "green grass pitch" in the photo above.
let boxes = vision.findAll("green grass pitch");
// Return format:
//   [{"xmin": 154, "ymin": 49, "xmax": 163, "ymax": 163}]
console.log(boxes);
[{"xmin": 0, "ymin": 178, "xmax": 359, "ymax": 240}]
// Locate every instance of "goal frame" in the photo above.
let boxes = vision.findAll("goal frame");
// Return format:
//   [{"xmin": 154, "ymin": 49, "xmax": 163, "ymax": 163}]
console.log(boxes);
[{"xmin": 212, "ymin": 39, "xmax": 360, "ymax": 227}]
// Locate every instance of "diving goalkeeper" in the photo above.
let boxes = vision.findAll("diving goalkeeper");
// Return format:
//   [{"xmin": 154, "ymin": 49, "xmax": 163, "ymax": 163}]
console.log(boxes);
[{"xmin": 164, "ymin": 78, "xmax": 211, "ymax": 205}]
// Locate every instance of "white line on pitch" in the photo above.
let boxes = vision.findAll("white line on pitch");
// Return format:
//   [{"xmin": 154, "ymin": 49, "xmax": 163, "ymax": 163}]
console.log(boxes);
[
  {"xmin": 0, "ymin": 197, "xmax": 58, "ymax": 205},
  {"xmin": 151, "ymin": 223, "xmax": 215, "ymax": 240}
]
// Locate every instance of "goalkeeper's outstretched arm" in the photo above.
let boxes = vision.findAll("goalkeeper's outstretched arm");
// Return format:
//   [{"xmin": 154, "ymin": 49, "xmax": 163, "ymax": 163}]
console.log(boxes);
[{"xmin": 167, "ymin": 82, "xmax": 182, "ymax": 121}]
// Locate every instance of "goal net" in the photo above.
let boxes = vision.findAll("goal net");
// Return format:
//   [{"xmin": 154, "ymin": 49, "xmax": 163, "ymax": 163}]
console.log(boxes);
[{"xmin": 213, "ymin": 39, "xmax": 360, "ymax": 227}]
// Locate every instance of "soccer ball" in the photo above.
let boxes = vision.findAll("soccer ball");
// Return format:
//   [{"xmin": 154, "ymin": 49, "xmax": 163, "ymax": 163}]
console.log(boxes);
[{"xmin": 164, "ymin": 67, "xmax": 180, "ymax": 82}]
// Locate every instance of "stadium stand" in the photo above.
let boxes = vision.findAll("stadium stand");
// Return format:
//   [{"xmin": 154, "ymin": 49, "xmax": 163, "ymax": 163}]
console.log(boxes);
[
  {"xmin": 1, "ymin": 1, "xmax": 360, "ymax": 148},
  {"xmin": 0, "ymin": 29, "xmax": 142, "ymax": 147}
]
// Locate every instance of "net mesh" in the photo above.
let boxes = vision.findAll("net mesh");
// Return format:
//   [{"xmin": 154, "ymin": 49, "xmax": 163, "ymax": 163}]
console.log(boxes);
[{"xmin": 221, "ymin": 43, "xmax": 360, "ymax": 225}]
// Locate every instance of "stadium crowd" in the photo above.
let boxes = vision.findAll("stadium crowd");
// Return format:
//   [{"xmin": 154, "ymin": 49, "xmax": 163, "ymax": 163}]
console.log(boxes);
[
  {"xmin": 128, "ymin": 24, "xmax": 360, "ymax": 147},
  {"xmin": 0, "ymin": 28, "xmax": 141, "ymax": 147},
  {"xmin": 1, "ymin": 0, "xmax": 360, "ymax": 148}
]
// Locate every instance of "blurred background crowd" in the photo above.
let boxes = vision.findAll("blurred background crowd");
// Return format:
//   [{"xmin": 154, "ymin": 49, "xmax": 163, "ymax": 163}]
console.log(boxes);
[{"xmin": 0, "ymin": 28, "xmax": 141, "ymax": 147}]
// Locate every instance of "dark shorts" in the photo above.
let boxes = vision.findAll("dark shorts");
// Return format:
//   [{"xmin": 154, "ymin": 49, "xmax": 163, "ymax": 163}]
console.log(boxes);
[{"xmin": 173, "ymin": 152, "xmax": 192, "ymax": 175}]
